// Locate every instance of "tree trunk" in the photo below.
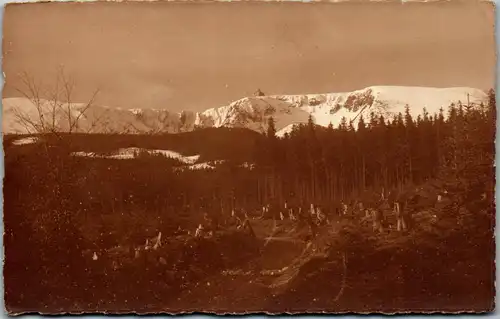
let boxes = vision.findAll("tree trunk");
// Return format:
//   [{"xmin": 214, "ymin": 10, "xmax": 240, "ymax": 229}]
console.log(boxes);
[{"xmin": 362, "ymin": 155, "xmax": 366, "ymax": 191}]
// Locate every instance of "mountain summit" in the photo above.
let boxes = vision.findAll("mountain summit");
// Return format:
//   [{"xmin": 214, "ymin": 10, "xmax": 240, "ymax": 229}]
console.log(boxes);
[{"xmin": 2, "ymin": 86, "xmax": 487, "ymax": 135}]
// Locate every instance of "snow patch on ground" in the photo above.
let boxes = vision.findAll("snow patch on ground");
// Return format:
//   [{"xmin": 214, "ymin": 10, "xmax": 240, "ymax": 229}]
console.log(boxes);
[
  {"xmin": 276, "ymin": 124, "xmax": 298, "ymax": 138},
  {"xmin": 11, "ymin": 136, "xmax": 39, "ymax": 145},
  {"xmin": 173, "ymin": 160, "xmax": 230, "ymax": 172},
  {"xmin": 240, "ymin": 162, "xmax": 256, "ymax": 170},
  {"xmin": 174, "ymin": 162, "xmax": 216, "ymax": 172},
  {"xmin": 174, "ymin": 160, "xmax": 257, "ymax": 172},
  {"xmin": 71, "ymin": 147, "xmax": 200, "ymax": 164}
]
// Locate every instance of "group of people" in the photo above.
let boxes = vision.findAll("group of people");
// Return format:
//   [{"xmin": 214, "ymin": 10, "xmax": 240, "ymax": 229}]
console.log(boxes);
[
  {"xmin": 88, "ymin": 189, "xmax": 433, "ymax": 267},
  {"xmin": 184, "ymin": 187, "xmax": 438, "ymax": 245},
  {"xmin": 193, "ymin": 209, "xmax": 256, "ymax": 239},
  {"xmin": 254, "ymin": 194, "xmax": 413, "ymax": 236},
  {"xmin": 336, "ymin": 194, "xmax": 412, "ymax": 233},
  {"xmin": 87, "ymin": 230, "xmax": 163, "ymax": 267}
]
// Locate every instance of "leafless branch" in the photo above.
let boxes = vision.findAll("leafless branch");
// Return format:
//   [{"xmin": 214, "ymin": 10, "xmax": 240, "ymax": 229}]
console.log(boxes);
[
  {"xmin": 11, "ymin": 67, "xmax": 101, "ymax": 136},
  {"xmin": 85, "ymin": 108, "xmax": 111, "ymax": 134},
  {"xmin": 15, "ymin": 71, "xmax": 47, "ymax": 133},
  {"xmin": 69, "ymin": 88, "xmax": 100, "ymax": 133},
  {"xmin": 12, "ymin": 106, "xmax": 38, "ymax": 134}
]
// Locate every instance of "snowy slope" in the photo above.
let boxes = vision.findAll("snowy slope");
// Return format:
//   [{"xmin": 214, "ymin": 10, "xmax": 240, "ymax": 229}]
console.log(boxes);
[
  {"xmin": 196, "ymin": 96, "xmax": 311, "ymax": 132},
  {"xmin": 72, "ymin": 147, "xmax": 200, "ymax": 163},
  {"xmin": 2, "ymin": 97, "xmax": 195, "ymax": 134},
  {"xmin": 199, "ymin": 86, "xmax": 486, "ymax": 136},
  {"xmin": 290, "ymin": 86, "xmax": 487, "ymax": 128},
  {"xmin": 275, "ymin": 86, "xmax": 487, "ymax": 136},
  {"xmin": 2, "ymin": 86, "xmax": 487, "ymax": 135}
]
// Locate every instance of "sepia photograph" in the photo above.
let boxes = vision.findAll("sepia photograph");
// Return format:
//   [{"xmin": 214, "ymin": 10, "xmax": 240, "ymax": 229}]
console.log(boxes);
[{"xmin": 2, "ymin": 0, "xmax": 496, "ymax": 314}]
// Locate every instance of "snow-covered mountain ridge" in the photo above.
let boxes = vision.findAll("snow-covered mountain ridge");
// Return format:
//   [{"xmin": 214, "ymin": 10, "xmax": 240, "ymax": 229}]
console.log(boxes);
[{"xmin": 2, "ymin": 86, "xmax": 487, "ymax": 136}]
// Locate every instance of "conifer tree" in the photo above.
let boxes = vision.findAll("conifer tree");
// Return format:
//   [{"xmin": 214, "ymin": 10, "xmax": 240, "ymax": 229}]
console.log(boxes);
[
  {"xmin": 267, "ymin": 116, "xmax": 277, "ymax": 139},
  {"xmin": 307, "ymin": 114, "xmax": 315, "ymax": 131}
]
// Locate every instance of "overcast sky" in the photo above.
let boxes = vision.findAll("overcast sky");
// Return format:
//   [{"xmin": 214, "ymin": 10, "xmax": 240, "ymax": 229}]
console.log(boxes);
[{"xmin": 3, "ymin": 1, "xmax": 495, "ymax": 112}]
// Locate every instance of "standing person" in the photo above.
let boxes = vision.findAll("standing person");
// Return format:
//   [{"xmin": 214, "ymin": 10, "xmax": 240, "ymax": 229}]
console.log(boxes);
[
  {"xmin": 403, "ymin": 196, "xmax": 414, "ymax": 231},
  {"xmin": 378, "ymin": 198, "xmax": 391, "ymax": 229},
  {"xmin": 316, "ymin": 205, "xmax": 327, "ymax": 225},
  {"xmin": 304, "ymin": 209, "xmax": 318, "ymax": 238},
  {"xmin": 394, "ymin": 199, "xmax": 407, "ymax": 232},
  {"xmin": 275, "ymin": 201, "xmax": 283, "ymax": 221},
  {"xmin": 195, "ymin": 224, "xmax": 205, "ymax": 238},
  {"xmin": 357, "ymin": 201, "xmax": 364, "ymax": 215},
  {"xmin": 258, "ymin": 205, "xmax": 266, "ymax": 219},
  {"xmin": 288, "ymin": 206, "xmax": 296, "ymax": 221},
  {"xmin": 341, "ymin": 201, "xmax": 348, "ymax": 216},
  {"xmin": 372, "ymin": 208, "xmax": 384, "ymax": 233},
  {"xmin": 310, "ymin": 203, "xmax": 316, "ymax": 216}
]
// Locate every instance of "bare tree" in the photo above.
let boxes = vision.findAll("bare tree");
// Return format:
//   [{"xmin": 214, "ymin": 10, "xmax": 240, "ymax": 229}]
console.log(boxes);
[{"xmin": 11, "ymin": 67, "xmax": 101, "ymax": 135}]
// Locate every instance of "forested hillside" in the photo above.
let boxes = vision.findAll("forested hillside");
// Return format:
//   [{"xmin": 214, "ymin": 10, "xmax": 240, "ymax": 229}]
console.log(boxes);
[
  {"xmin": 254, "ymin": 90, "xmax": 496, "ymax": 207},
  {"xmin": 3, "ymin": 89, "xmax": 496, "ymax": 313}
]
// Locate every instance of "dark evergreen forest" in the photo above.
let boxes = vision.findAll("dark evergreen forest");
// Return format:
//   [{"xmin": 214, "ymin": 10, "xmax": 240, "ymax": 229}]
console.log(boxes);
[
  {"xmin": 253, "ymin": 89, "xmax": 496, "ymax": 209},
  {"xmin": 3, "ymin": 90, "xmax": 496, "ymax": 313}
]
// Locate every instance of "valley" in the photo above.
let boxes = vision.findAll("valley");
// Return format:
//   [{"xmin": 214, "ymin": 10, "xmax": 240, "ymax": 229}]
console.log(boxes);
[{"xmin": 4, "ymin": 90, "xmax": 496, "ymax": 312}]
